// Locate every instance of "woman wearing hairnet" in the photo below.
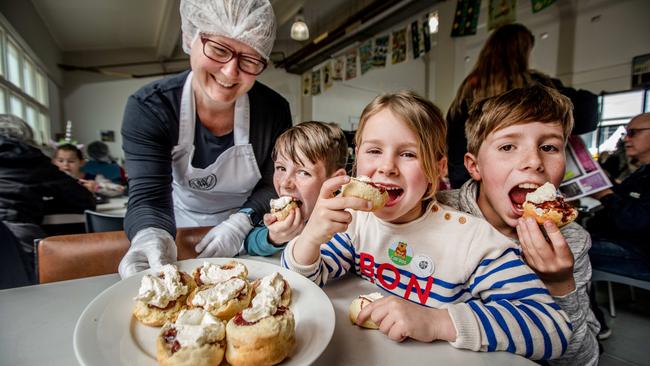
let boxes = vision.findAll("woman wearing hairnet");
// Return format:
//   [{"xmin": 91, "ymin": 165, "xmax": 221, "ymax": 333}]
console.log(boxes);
[{"xmin": 118, "ymin": 0, "xmax": 291, "ymax": 278}]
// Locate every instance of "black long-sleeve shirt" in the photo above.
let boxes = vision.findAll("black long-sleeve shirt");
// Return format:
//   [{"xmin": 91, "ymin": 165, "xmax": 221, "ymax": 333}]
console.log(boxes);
[
  {"xmin": 121, "ymin": 70, "xmax": 291, "ymax": 240},
  {"xmin": 588, "ymin": 164, "xmax": 650, "ymax": 255}
]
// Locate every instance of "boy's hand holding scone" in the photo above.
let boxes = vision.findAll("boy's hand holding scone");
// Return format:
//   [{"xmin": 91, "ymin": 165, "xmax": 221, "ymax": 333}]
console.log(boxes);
[{"xmin": 264, "ymin": 196, "xmax": 304, "ymax": 245}]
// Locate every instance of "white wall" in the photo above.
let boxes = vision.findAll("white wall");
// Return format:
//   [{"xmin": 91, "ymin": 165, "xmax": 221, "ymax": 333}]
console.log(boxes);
[
  {"xmin": 64, "ymin": 76, "xmax": 159, "ymax": 161},
  {"xmin": 257, "ymin": 65, "xmax": 302, "ymax": 124}
]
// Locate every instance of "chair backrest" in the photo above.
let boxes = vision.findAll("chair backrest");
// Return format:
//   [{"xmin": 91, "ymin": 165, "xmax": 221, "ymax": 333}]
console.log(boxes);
[
  {"xmin": 36, "ymin": 226, "xmax": 211, "ymax": 283},
  {"xmin": 591, "ymin": 269, "xmax": 650, "ymax": 291},
  {"xmin": 84, "ymin": 210, "xmax": 124, "ymax": 233}
]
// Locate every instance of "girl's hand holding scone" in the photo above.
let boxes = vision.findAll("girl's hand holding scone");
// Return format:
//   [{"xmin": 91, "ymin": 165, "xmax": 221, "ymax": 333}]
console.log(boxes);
[{"xmin": 293, "ymin": 175, "xmax": 373, "ymax": 265}]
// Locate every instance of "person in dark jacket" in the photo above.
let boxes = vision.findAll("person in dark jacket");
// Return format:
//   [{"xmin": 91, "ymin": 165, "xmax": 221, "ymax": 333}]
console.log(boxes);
[
  {"xmin": 0, "ymin": 114, "xmax": 96, "ymax": 282},
  {"xmin": 82, "ymin": 141, "xmax": 125, "ymax": 185},
  {"xmin": 446, "ymin": 23, "xmax": 598, "ymax": 188},
  {"xmin": 587, "ymin": 112, "xmax": 650, "ymax": 339}
]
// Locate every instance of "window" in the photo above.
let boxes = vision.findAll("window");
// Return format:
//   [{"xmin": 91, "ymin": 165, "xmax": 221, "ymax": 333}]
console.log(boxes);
[
  {"xmin": 9, "ymin": 93, "xmax": 24, "ymax": 118},
  {"xmin": 0, "ymin": 25, "xmax": 51, "ymax": 144},
  {"xmin": 6, "ymin": 38, "xmax": 21, "ymax": 88},
  {"xmin": 583, "ymin": 87, "xmax": 650, "ymax": 155}
]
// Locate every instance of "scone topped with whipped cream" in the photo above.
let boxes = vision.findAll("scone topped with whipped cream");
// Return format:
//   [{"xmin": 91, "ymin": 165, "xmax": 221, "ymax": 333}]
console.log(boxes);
[
  {"xmin": 340, "ymin": 175, "xmax": 388, "ymax": 211},
  {"xmin": 226, "ymin": 272, "xmax": 295, "ymax": 366},
  {"xmin": 157, "ymin": 308, "xmax": 226, "ymax": 366},
  {"xmin": 133, "ymin": 264, "xmax": 196, "ymax": 326},
  {"xmin": 270, "ymin": 196, "xmax": 300, "ymax": 221},
  {"xmin": 192, "ymin": 261, "xmax": 248, "ymax": 286},
  {"xmin": 187, "ymin": 277, "xmax": 252, "ymax": 320},
  {"xmin": 522, "ymin": 182, "xmax": 577, "ymax": 227}
]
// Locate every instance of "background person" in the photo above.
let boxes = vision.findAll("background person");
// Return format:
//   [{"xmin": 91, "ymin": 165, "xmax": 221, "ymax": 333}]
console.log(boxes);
[
  {"xmin": 0, "ymin": 114, "xmax": 95, "ymax": 283},
  {"xmin": 82, "ymin": 141, "xmax": 125, "ymax": 185},
  {"xmin": 587, "ymin": 112, "xmax": 650, "ymax": 338},
  {"xmin": 52, "ymin": 143, "xmax": 96, "ymax": 193},
  {"xmin": 118, "ymin": 0, "xmax": 291, "ymax": 278},
  {"xmin": 446, "ymin": 23, "xmax": 597, "ymax": 188}
]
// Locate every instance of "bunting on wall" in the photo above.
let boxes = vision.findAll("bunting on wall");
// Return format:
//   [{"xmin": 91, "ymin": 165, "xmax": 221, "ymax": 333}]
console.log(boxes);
[
  {"xmin": 323, "ymin": 62, "xmax": 333, "ymax": 90},
  {"xmin": 531, "ymin": 0, "xmax": 556, "ymax": 13},
  {"xmin": 488, "ymin": 0, "xmax": 517, "ymax": 30},
  {"xmin": 332, "ymin": 56, "xmax": 344, "ymax": 81},
  {"xmin": 451, "ymin": 0, "xmax": 480, "ymax": 37},
  {"xmin": 311, "ymin": 69, "xmax": 321, "ymax": 95},
  {"xmin": 391, "ymin": 28, "xmax": 407, "ymax": 64},
  {"xmin": 373, "ymin": 35, "xmax": 389, "ymax": 68},
  {"xmin": 359, "ymin": 40, "xmax": 373, "ymax": 75},
  {"xmin": 302, "ymin": 72, "xmax": 311, "ymax": 96},
  {"xmin": 345, "ymin": 49, "xmax": 358, "ymax": 80},
  {"xmin": 410, "ymin": 20, "xmax": 421, "ymax": 59}
]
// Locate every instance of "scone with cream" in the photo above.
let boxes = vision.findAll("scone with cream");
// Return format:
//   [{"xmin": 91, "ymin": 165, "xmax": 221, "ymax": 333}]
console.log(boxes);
[
  {"xmin": 192, "ymin": 261, "xmax": 248, "ymax": 287},
  {"xmin": 226, "ymin": 272, "xmax": 295, "ymax": 366},
  {"xmin": 270, "ymin": 196, "xmax": 300, "ymax": 221},
  {"xmin": 187, "ymin": 277, "xmax": 252, "ymax": 321},
  {"xmin": 133, "ymin": 264, "xmax": 196, "ymax": 326},
  {"xmin": 522, "ymin": 182, "xmax": 577, "ymax": 228},
  {"xmin": 349, "ymin": 292, "xmax": 384, "ymax": 329},
  {"xmin": 157, "ymin": 308, "xmax": 226, "ymax": 366}
]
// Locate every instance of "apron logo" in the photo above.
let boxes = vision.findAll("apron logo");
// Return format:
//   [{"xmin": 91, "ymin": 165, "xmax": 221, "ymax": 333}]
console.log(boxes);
[
  {"xmin": 388, "ymin": 241, "xmax": 413, "ymax": 266},
  {"xmin": 189, "ymin": 174, "xmax": 217, "ymax": 191}
]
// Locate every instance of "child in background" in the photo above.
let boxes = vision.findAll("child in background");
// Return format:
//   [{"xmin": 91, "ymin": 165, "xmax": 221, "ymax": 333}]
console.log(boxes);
[
  {"xmin": 245, "ymin": 121, "xmax": 348, "ymax": 256},
  {"xmin": 52, "ymin": 143, "xmax": 96, "ymax": 193},
  {"xmin": 437, "ymin": 84, "xmax": 599, "ymax": 365},
  {"xmin": 282, "ymin": 91, "xmax": 572, "ymax": 360}
]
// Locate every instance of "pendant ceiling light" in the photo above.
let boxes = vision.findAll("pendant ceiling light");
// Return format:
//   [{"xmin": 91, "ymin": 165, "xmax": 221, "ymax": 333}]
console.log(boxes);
[{"xmin": 290, "ymin": 12, "xmax": 309, "ymax": 41}]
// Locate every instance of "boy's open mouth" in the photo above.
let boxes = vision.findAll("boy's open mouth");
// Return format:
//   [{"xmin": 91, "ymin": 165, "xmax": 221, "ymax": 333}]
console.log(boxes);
[{"xmin": 508, "ymin": 183, "xmax": 539, "ymax": 212}]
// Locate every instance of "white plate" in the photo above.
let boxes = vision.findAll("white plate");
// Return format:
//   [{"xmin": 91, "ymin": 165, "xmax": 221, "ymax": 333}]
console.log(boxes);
[{"xmin": 74, "ymin": 258, "xmax": 335, "ymax": 366}]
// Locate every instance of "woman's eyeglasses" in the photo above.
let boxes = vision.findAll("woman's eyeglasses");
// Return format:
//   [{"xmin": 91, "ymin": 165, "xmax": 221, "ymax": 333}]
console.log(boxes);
[
  {"xmin": 200, "ymin": 37, "xmax": 267, "ymax": 76},
  {"xmin": 623, "ymin": 127, "xmax": 650, "ymax": 138}
]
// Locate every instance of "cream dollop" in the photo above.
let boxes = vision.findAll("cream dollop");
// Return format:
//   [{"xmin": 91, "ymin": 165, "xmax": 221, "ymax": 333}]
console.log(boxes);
[
  {"xmin": 134, "ymin": 264, "xmax": 188, "ymax": 308},
  {"xmin": 270, "ymin": 196, "xmax": 294, "ymax": 210},
  {"xmin": 354, "ymin": 175, "xmax": 372, "ymax": 183},
  {"xmin": 241, "ymin": 272, "xmax": 286, "ymax": 322},
  {"xmin": 170, "ymin": 308, "xmax": 225, "ymax": 347},
  {"xmin": 525, "ymin": 182, "xmax": 559, "ymax": 204},
  {"xmin": 191, "ymin": 277, "xmax": 247, "ymax": 309},
  {"xmin": 198, "ymin": 261, "xmax": 246, "ymax": 285},
  {"xmin": 359, "ymin": 292, "xmax": 384, "ymax": 302}
]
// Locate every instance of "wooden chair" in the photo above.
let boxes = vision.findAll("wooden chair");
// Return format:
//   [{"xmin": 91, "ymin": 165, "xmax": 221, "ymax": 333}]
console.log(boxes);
[{"xmin": 35, "ymin": 227, "xmax": 211, "ymax": 283}]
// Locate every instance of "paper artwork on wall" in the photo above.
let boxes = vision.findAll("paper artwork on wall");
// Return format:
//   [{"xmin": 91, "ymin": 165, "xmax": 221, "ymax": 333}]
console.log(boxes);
[
  {"xmin": 302, "ymin": 73, "xmax": 311, "ymax": 96},
  {"xmin": 373, "ymin": 35, "xmax": 389, "ymax": 68},
  {"xmin": 410, "ymin": 20, "xmax": 421, "ymax": 59},
  {"xmin": 359, "ymin": 40, "xmax": 374, "ymax": 75},
  {"xmin": 391, "ymin": 28, "xmax": 407, "ymax": 65},
  {"xmin": 311, "ymin": 70, "xmax": 321, "ymax": 95},
  {"xmin": 488, "ymin": 0, "xmax": 517, "ymax": 30},
  {"xmin": 451, "ymin": 0, "xmax": 480, "ymax": 37},
  {"xmin": 345, "ymin": 50, "xmax": 358, "ymax": 80},
  {"xmin": 333, "ymin": 56, "xmax": 344, "ymax": 81},
  {"xmin": 531, "ymin": 0, "xmax": 556, "ymax": 13},
  {"xmin": 323, "ymin": 62, "xmax": 333, "ymax": 90}
]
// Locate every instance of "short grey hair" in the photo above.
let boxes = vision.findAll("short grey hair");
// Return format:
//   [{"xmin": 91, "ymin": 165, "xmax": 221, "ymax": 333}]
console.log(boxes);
[{"xmin": 0, "ymin": 114, "xmax": 34, "ymax": 143}]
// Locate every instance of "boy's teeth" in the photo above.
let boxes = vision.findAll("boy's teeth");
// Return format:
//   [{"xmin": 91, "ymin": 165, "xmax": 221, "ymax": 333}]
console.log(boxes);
[{"xmin": 518, "ymin": 183, "xmax": 539, "ymax": 189}]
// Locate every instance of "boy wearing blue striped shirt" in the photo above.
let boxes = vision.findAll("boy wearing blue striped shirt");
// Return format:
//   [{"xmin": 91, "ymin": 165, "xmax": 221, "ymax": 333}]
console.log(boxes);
[{"xmin": 282, "ymin": 91, "xmax": 572, "ymax": 360}]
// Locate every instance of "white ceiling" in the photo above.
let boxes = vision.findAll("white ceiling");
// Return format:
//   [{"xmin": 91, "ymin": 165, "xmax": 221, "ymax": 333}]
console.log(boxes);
[
  {"xmin": 26, "ymin": 0, "xmax": 371, "ymax": 77},
  {"xmin": 32, "ymin": 0, "xmax": 174, "ymax": 51}
]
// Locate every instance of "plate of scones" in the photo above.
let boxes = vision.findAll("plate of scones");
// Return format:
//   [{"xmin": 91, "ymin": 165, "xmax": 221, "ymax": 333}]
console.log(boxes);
[{"xmin": 74, "ymin": 258, "xmax": 335, "ymax": 366}]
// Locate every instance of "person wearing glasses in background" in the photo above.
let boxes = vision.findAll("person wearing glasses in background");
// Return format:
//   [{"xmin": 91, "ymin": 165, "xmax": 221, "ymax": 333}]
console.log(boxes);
[
  {"xmin": 587, "ymin": 112, "xmax": 650, "ymax": 339},
  {"xmin": 118, "ymin": 0, "xmax": 291, "ymax": 278}
]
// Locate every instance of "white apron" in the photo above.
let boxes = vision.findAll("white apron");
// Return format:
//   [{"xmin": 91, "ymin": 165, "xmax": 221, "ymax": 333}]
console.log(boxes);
[{"xmin": 171, "ymin": 72, "xmax": 261, "ymax": 227}]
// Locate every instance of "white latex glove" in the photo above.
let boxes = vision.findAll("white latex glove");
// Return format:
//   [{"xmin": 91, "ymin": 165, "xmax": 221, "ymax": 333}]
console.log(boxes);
[
  {"xmin": 195, "ymin": 212, "xmax": 253, "ymax": 258},
  {"xmin": 118, "ymin": 227, "xmax": 177, "ymax": 279}
]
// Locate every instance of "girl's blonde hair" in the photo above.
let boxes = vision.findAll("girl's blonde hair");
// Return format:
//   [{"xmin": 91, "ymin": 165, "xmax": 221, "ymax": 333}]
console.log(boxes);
[{"xmin": 354, "ymin": 91, "xmax": 446, "ymax": 200}]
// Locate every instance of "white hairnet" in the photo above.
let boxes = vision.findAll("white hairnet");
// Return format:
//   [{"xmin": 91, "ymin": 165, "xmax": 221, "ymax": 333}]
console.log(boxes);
[{"xmin": 180, "ymin": 0, "xmax": 277, "ymax": 60}]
